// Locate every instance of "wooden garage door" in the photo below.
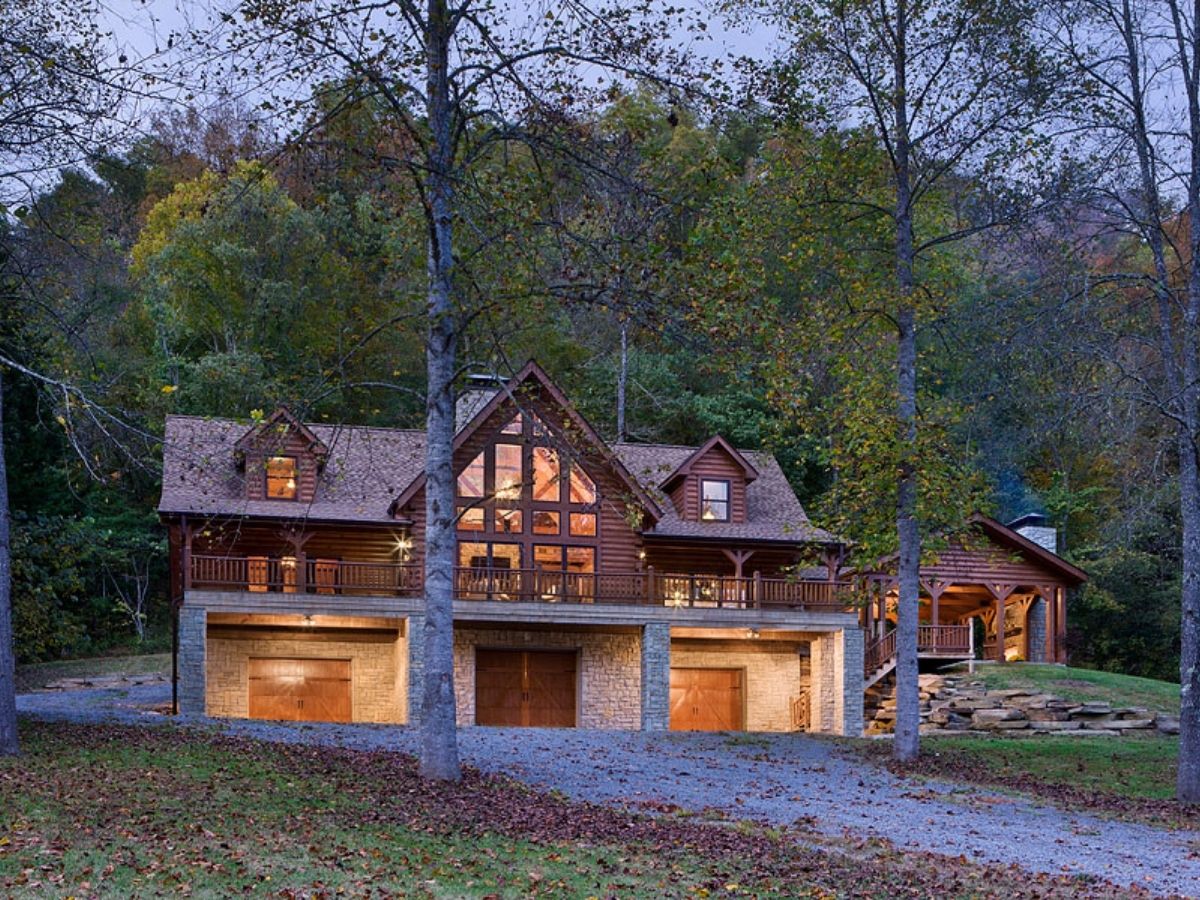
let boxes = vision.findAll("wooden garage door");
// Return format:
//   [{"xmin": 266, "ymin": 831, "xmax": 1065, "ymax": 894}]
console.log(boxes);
[
  {"xmin": 670, "ymin": 668, "xmax": 744, "ymax": 731},
  {"xmin": 248, "ymin": 658, "xmax": 351, "ymax": 723},
  {"xmin": 475, "ymin": 649, "xmax": 577, "ymax": 727}
]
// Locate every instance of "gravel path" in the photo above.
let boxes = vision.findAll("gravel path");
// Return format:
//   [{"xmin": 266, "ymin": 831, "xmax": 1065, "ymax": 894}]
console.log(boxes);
[{"xmin": 18, "ymin": 685, "xmax": 1200, "ymax": 897}]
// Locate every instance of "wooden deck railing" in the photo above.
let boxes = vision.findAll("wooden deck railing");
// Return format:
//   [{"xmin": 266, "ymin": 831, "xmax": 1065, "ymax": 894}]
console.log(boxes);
[
  {"xmin": 188, "ymin": 554, "xmax": 851, "ymax": 611},
  {"xmin": 919, "ymin": 624, "xmax": 972, "ymax": 656},
  {"xmin": 864, "ymin": 624, "xmax": 973, "ymax": 676}
]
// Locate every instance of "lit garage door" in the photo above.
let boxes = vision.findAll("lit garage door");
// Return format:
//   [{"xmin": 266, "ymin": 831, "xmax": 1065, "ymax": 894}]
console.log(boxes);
[
  {"xmin": 670, "ymin": 668, "xmax": 744, "ymax": 731},
  {"xmin": 475, "ymin": 649, "xmax": 577, "ymax": 727},
  {"xmin": 248, "ymin": 657, "xmax": 351, "ymax": 723}
]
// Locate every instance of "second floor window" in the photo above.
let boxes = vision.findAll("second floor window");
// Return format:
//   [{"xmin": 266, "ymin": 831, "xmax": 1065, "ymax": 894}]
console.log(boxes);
[
  {"xmin": 265, "ymin": 456, "xmax": 298, "ymax": 500},
  {"xmin": 700, "ymin": 479, "xmax": 729, "ymax": 521}
]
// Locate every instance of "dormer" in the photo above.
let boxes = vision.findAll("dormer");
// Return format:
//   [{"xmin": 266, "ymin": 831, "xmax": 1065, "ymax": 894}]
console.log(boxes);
[
  {"xmin": 234, "ymin": 407, "xmax": 328, "ymax": 503},
  {"xmin": 659, "ymin": 435, "xmax": 758, "ymax": 524}
]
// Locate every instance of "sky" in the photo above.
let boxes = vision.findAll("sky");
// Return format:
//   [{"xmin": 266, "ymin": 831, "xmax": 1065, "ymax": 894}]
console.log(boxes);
[{"xmin": 99, "ymin": 0, "xmax": 782, "ymax": 118}]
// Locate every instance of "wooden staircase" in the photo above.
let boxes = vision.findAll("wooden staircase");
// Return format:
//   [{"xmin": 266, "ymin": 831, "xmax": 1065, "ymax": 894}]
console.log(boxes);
[
  {"xmin": 864, "ymin": 630, "xmax": 897, "ymax": 689},
  {"xmin": 863, "ymin": 624, "xmax": 973, "ymax": 690}
]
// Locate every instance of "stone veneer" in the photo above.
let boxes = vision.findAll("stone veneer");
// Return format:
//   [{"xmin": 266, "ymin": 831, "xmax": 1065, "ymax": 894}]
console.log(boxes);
[
  {"xmin": 453, "ymin": 628, "xmax": 641, "ymax": 728},
  {"xmin": 178, "ymin": 607, "xmax": 207, "ymax": 715},
  {"xmin": 641, "ymin": 623, "xmax": 670, "ymax": 730},
  {"xmin": 1027, "ymin": 598, "xmax": 1047, "ymax": 663},
  {"xmin": 206, "ymin": 630, "xmax": 407, "ymax": 723},
  {"xmin": 669, "ymin": 642, "xmax": 808, "ymax": 732},
  {"xmin": 406, "ymin": 614, "xmax": 424, "ymax": 725},
  {"xmin": 810, "ymin": 629, "xmax": 864, "ymax": 736}
]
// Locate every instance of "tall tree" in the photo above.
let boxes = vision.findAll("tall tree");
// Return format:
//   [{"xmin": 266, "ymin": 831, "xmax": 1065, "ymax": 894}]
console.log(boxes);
[
  {"xmin": 736, "ymin": 0, "xmax": 1052, "ymax": 759},
  {"xmin": 228, "ymin": 0, "xmax": 689, "ymax": 780},
  {"xmin": 1048, "ymin": 0, "xmax": 1200, "ymax": 801},
  {"xmin": 0, "ymin": 0, "xmax": 123, "ymax": 756}
]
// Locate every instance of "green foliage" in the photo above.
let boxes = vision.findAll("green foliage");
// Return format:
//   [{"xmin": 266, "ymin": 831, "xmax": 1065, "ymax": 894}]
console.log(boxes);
[
  {"xmin": 1070, "ymin": 544, "xmax": 1181, "ymax": 683},
  {"xmin": 10, "ymin": 511, "xmax": 166, "ymax": 663},
  {"xmin": 685, "ymin": 127, "xmax": 989, "ymax": 560}
]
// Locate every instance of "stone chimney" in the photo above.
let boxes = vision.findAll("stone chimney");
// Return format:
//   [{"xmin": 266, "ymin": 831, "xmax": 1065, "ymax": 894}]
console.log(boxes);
[
  {"xmin": 455, "ymin": 373, "xmax": 504, "ymax": 431},
  {"xmin": 1007, "ymin": 512, "xmax": 1057, "ymax": 554}
]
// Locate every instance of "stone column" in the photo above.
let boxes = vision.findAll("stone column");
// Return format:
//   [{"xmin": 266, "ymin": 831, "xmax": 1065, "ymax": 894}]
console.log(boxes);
[
  {"xmin": 811, "ymin": 629, "xmax": 863, "ymax": 737},
  {"xmin": 406, "ymin": 614, "xmax": 425, "ymax": 726},
  {"xmin": 177, "ymin": 606, "xmax": 207, "ymax": 716},
  {"xmin": 640, "ymin": 623, "xmax": 670, "ymax": 731},
  {"xmin": 840, "ymin": 628, "xmax": 864, "ymax": 736},
  {"xmin": 1027, "ymin": 597, "xmax": 1047, "ymax": 663},
  {"xmin": 810, "ymin": 632, "xmax": 838, "ymax": 734}
]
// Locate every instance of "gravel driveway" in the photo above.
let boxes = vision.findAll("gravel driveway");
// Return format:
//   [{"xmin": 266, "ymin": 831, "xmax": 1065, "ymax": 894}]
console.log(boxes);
[{"xmin": 18, "ymin": 684, "xmax": 1200, "ymax": 897}]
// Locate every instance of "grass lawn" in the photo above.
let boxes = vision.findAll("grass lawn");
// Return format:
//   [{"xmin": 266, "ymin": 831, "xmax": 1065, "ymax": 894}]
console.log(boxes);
[
  {"xmin": 862, "ymin": 732, "xmax": 1196, "ymax": 829},
  {"xmin": 0, "ymin": 722, "xmax": 1141, "ymax": 898},
  {"xmin": 14, "ymin": 653, "xmax": 170, "ymax": 693},
  {"xmin": 952, "ymin": 663, "xmax": 1179, "ymax": 715}
]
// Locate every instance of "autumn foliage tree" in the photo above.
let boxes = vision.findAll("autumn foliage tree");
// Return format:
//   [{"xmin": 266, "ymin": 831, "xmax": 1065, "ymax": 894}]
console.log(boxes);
[{"xmin": 726, "ymin": 0, "xmax": 1055, "ymax": 760}]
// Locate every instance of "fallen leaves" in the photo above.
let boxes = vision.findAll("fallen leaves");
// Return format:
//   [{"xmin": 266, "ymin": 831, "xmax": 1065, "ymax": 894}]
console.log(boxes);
[{"xmin": 0, "ymin": 722, "xmax": 1173, "ymax": 898}]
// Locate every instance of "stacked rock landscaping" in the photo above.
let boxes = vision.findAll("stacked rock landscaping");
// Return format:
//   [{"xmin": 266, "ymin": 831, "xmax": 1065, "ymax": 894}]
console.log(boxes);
[{"xmin": 866, "ymin": 673, "xmax": 1180, "ymax": 737}]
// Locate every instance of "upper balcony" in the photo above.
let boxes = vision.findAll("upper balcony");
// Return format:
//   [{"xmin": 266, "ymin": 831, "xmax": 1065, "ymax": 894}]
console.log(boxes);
[{"xmin": 188, "ymin": 554, "xmax": 851, "ymax": 612}]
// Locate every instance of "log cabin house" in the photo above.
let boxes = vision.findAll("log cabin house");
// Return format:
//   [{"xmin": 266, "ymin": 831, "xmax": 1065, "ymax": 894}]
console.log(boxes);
[{"xmin": 159, "ymin": 361, "xmax": 1085, "ymax": 734}]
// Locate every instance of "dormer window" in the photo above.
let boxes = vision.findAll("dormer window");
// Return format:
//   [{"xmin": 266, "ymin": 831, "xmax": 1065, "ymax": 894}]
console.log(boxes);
[
  {"xmin": 700, "ymin": 479, "xmax": 730, "ymax": 521},
  {"xmin": 265, "ymin": 456, "xmax": 298, "ymax": 500}
]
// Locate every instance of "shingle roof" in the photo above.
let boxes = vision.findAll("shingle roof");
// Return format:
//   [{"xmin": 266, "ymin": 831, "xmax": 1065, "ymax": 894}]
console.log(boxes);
[
  {"xmin": 158, "ymin": 416, "xmax": 840, "ymax": 545},
  {"xmin": 159, "ymin": 415, "xmax": 425, "ymax": 524},
  {"xmin": 611, "ymin": 442, "xmax": 840, "ymax": 544}
]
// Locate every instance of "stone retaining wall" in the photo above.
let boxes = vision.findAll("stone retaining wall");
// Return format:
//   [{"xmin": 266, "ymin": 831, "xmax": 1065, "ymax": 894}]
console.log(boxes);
[{"xmin": 868, "ymin": 674, "xmax": 1179, "ymax": 737}]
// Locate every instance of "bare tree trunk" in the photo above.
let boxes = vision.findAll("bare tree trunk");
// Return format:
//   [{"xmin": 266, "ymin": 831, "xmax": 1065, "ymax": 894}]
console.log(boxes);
[
  {"xmin": 1179, "ymin": 22, "xmax": 1200, "ymax": 801},
  {"xmin": 418, "ymin": 0, "xmax": 461, "ymax": 782},
  {"xmin": 1164, "ymin": 0, "xmax": 1200, "ymax": 803},
  {"xmin": 891, "ymin": 0, "xmax": 921, "ymax": 762},
  {"xmin": 0, "ymin": 371, "xmax": 17, "ymax": 756},
  {"xmin": 617, "ymin": 319, "xmax": 628, "ymax": 442}
]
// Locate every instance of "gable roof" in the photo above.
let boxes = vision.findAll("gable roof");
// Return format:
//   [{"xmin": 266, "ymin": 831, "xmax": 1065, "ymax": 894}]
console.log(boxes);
[
  {"xmin": 659, "ymin": 434, "xmax": 760, "ymax": 491},
  {"xmin": 233, "ymin": 407, "xmax": 328, "ymax": 462},
  {"xmin": 157, "ymin": 364, "xmax": 838, "ymax": 547},
  {"xmin": 969, "ymin": 513, "xmax": 1088, "ymax": 585},
  {"xmin": 388, "ymin": 360, "xmax": 664, "ymax": 521},
  {"xmin": 613, "ymin": 442, "xmax": 838, "ymax": 545},
  {"xmin": 160, "ymin": 415, "xmax": 424, "ymax": 524}
]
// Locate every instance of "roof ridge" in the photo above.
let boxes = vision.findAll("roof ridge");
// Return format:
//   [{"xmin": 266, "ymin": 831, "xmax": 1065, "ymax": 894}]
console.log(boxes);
[
  {"xmin": 613, "ymin": 440, "xmax": 767, "ymax": 455},
  {"xmin": 165, "ymin": 414, "xmax": 426, "ymax": 436}
]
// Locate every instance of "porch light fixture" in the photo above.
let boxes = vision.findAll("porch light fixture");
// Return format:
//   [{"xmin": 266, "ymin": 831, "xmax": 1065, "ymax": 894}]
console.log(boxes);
[
  {"xmin": 302, "ymin": 614, "xmax": 314, "ymax": 627},
  {"xmin": 396, "ymin": 535, "xmax": 413, "ymax": 562},
  {"xmin": 670, "ymin": 590, "xmax": 686, "ymax": 608},
  {"xmin": 748, "ymin": 627, "xmax": 761, "ymax": 640}
]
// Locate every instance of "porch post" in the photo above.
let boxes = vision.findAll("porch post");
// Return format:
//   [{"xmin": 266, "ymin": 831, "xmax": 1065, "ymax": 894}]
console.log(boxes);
[
  {"xmin": 996, "ymin": 594, "xmax": 1007, "ymax": 662},
  {"xmin": 925, "ymin": 580, "xmax": 947, "ymax": 628},
  {"xmin": 640, "ymin": 623, "xmax": 670, "ymax": 730},
  {"xmin": 1056, "ymin": 587, "xmax": 1068, "ymax": 663},
  {"xmin": 182, "ymin": 521, "xmax": 194, "ymax": 590},
  {"xmin": 1045, "ymin": 587, "xmax": 1056, "ymax": 662},
  {"xmin": 868, "ymin": 580, "xmax": 878, "ymax": 638}
]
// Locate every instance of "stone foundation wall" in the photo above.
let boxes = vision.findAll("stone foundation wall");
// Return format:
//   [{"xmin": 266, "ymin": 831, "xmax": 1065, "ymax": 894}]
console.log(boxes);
[
  {"xmin": 670, "ymin": 643, "xmax": 806, "ymax": 732},
  {"xmin": 453, "ymin": 628, "xmax": 641, "ymax": 728},
  {"xmin": 206, "ymin": 631, "xmax": 406, "ymax": 723}
]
